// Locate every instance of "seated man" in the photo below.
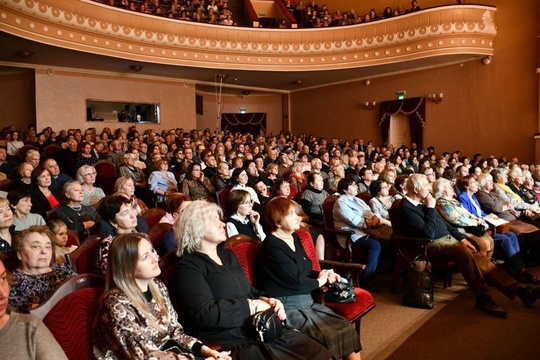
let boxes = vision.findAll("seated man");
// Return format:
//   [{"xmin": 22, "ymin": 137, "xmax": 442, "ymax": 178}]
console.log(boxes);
[{"xmin": 392, "ymin": 174, "xmax": 540, "ymax": 318}]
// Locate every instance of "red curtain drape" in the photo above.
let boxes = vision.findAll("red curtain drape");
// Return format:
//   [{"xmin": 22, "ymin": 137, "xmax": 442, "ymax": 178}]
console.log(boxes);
[
  {"xmin": 378, "ymin": 97, "xmax": 426, "ymax": 150},
  {"xmin": 221, "ymin": 113, "xmax": 267, "ymax": 135}
]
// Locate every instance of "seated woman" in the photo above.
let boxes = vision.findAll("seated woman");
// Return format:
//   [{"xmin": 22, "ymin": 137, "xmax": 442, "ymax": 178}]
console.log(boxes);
[
  {"xmin": 0, "ymin": 197, "xmax": 15, "ymax": 254},
  {"xmin": 74, "ymin": 142, "xmax": 98, "ymax": 170},
  {"xmin": 169, "ymin": 201, "xmax": 331, "ymax": 360},
  {"xmin": 231, "ymin": 168, "xmax": 260, "ymax": 204},
  {"xmin": 118, "ymin": 153, "xmax": 146, "ymax": 197},
  {"xmin": 257, "ymin": 197, "xmax": 361, "ymax": 360},
  {"xmin": 56, "ymin": 181, "xmax": 101, "ymax": 238},
  {"xmin": 114, "ymin": 176, "xmax": 148, "ymax": 216},
  {"xmin": 149, "ymin": 159, "xmax": 178, "ymax": 204},
  {"xmin": 244, "ymin": 160, "xmax": 261, "ymax": 187},
  {"xmin": 0, "ymin": 258, "xmax": 68, "ymax": 359},
  {"xmin": 433, "ymin": 178, "xmax": 495, "ymax": 259},
  {"xmin": 273, "ymin": 178, "xmax": 326, "ymax": 260},
  {"xmin": 289, "ymin": 161, "xmax": 307, "ymax": 192},
  {"xmin": 214, "ymin": 161, "xmax": 232, "ymax": 191},
  {"xmin": 7, "ymin": 188, "xmax": 45, "ymax": 232},
  {"xmin": 326, "ymin": 164, "xmax": 345, "ymax": 194},
  {"xmin": 367, "ymin": 179, "xmax": 394, "ymax": 243},
  {"xmin": 457, "ymin": 175, "xmax": 539, "ymax": 283},
  {"xmin": 181, "ymin": 162, "xmax": 216, "ymax": 201},
  {"xmin": 76, "ymin": 165, "xmax": 105, "ymax": 206},
  {"xmin": 29, "ymin": 166, "xmax": 62, "ymax": 221},
  {"xmin": 47, "ymin": 219, "xmax": 77, "ymax": 264},
  {"xmin": 333, "ymin": 176, "xmax": 382, "ymax": 292},
  {"xmin": 160, "ymin": 193, "xmax": 192, "ymax": 225},
  {"xmin": 93, "ymin": 232, "xmax": 230, "ymax": 359},
  {"xmin": 300, "ymin": 172, "xmax": 329, "ymax": 223},
  {"xmin": 8, "ymin": 225, "xmax": 76, "ymax": 311},
  {"xmin": 11, "ymin": 162, "xmax": 33, "ymax": 191},
  {"xmin": 95, "ymin": 195, "xmax": 139, "ymax": 274},
  {"xmin": 475, "ymin": 173, "xmax": 540, "ymax": 264},
  {"xmin": 225, "ymin": 190, "xmax": 266, "ymax": 241}
]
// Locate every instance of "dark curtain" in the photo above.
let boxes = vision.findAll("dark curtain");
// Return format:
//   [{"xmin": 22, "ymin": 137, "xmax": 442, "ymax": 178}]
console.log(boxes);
[
  {"xmin": 221, "ymin": 113, "xmax": 267, "ymax": 135},
  {"xmin": 378, "ymin": 97, "xmax": 426, "ymax": 150}
]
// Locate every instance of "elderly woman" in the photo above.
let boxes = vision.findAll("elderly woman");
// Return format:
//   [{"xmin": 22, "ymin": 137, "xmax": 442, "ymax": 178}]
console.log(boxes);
[
  {"xmin": 289, "ymin": 161, "xmax": 307, "ymax": 192},
  {"xmin": 433, "ymin": 178, "xmax": 495, "ymax": 259},
  {"xmin": 7, "ymin": 188, "xmax": 45, "ymax": 232},
  {"xmin": 118, "ymin": 153, "xmax": 146, "ymax": 193},
  {"xmin": 149, "ymin": 159, "xmax": 178, "ymax": 204},
  {"xmin": 56, "ymin": 181, "xmax": 101, "ymax": 238},
  {"xmin": 8, "ymin": 225, "xmax": 76, "ymax": 311},
  {"xmin": 12, "ymin": 162, "xmax": 34, "ymax": 191},
  {"xmin": 457, "ymin": 175, "xmax": 540, "ymax": 283},
  {"xmin": 114, "ymin": 176, "xmax": 148, "ymax": 216},
  {"xmin": 333, "ymin": 176, "xmax": 382, "ymax": 292},
  {"xmin": 180, "ymin": 162, "xmax": 216, "ymax": 201},
  {"xmin": 326, "ymin": 164, "xmax": 345, "ymax": 193},
  {"xmin": 0, "ymin": 198, "xmax": 15, "ymax": 253},
  {"xmin": 95, "ymin": 195, "xmax": 139, "ymax": 274},
  {"xmin": 0, "ymin": 258, "xmax": 68, "ymax": 359},
  {"xmin": 29, "ymin": 166, "xmax": 62, "ymax": 222},
  {"xmin": 257, "ymin": 197, "xmax": 361, "ymax": 360},
  {"xmin": 491, "ymin": 167, "xmax": 540, "ymax": 221},
  {"xmin": 231, "ymin": 168, "xmax": 260, "ymax": 204},
  {"xmin": 225, "ymin": 189, "xmax": 266, "ymax": 240},
  {"xmin": 93, "ymin": 233, "xmax": 230, "ymax": 360},
  {"xmin": 76, "ymin": 165, "xmax": 105, "ymax": 206},
  {"xmin": 169, "ymin": 201, "xmax": 331, "ymax": 360},
  {"xmin": 300, "ymin": 172, "xmax": 329, "ymax": 223},
  {"xmin": 507, "ymin": 167, "xmax": 539, "ymax": 205}
]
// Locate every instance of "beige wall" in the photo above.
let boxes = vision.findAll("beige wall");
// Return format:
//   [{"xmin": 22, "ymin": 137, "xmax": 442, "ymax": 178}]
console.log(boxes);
[
  {"xmin": 196, "ymin": 91, "xmax": 283, "ymax": 135},
  {"xmin": 34, "ymin": 69, "xmax": 196, "ymax": 134},
  {"xmin": 291, "ymin": 0, "xmax": 540, "ymax": 163},
  {"xmin": 0, "ymin": 69, "xmax": 35, "ymax": 130}
]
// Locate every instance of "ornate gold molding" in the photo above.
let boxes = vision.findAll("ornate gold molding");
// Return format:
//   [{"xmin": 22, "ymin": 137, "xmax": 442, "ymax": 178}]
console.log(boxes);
[{"xmin": 0, "ymin": 0, "xmax": 496, "ymax": 71}]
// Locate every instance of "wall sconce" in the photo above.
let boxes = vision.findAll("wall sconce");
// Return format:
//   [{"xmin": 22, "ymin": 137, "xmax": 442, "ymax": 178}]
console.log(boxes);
[
  {"xmin": 239, "ymin": 107, "xmax": 247, "ymax": 114},
  {"xmin": 427, "ymin": 93, "xmax": 443, "ymax": 104},
  {"xmin": 361, "ymin": 101, "xmax": 377, "ymax": 110},
  {"xmin": 482, "ymin": 56, "xmax": 492, "ymax": 65}
]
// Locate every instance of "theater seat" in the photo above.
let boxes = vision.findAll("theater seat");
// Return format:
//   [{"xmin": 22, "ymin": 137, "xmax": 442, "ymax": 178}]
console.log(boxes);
[{"xmin": 30, "ymin": 274, "xmax": 105, "ymax": 360}]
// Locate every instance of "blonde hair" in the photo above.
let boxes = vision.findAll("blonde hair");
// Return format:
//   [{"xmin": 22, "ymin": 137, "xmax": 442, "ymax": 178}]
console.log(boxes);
[
  {"xmin": 175, "ymin": 200, "xmax": 222, "ymax": 256},
  {"xmin": 114, "ymin": 176, "xmax": 134, "ymax": 193}
]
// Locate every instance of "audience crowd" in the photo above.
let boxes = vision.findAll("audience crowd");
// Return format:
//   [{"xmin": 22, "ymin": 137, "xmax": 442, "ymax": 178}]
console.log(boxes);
[
  {"xmin": 1, "ymin": 119, "xmax": 540, "ymax": 357},
  {"xmin": 90, "ymin": 0, "xmax": 461, "ymax": 29}
]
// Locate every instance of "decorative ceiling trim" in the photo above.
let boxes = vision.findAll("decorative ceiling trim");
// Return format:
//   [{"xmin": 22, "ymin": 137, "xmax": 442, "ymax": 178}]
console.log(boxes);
[{"xmin": 0, "ymin": 0, "xmax": 497, "ymax": 72}]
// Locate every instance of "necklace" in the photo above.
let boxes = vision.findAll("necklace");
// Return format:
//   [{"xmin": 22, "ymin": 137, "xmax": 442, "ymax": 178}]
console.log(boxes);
[{"xmin": 68, "ymin": 204, "xmax": 82, "ymax": 216}]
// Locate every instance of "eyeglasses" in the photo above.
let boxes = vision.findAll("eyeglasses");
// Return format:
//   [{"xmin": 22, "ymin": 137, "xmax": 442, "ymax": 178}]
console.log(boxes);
[
  {"xmin": 241, "ymin": 199, "xmax": 254, "ymax": 205},
  {"xmin": 84, "ymin": 172, "xmax": 97, "ymax": 176}
]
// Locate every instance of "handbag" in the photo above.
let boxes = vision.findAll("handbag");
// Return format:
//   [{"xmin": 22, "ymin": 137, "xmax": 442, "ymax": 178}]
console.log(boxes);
[
  {"xmin": 402, "ymin": 253, "xmax": 434, "ymax": 309},
  {"xmin": 325, "ymin": 278, "xmax": 357, "ymax": 303},
  {"xmin": 462, "ymin": 225, "xmax": 486, "ymax": 237},
  {"xmin": 252, "ymin": 308, "xmax": 283, "ymax": 342}
]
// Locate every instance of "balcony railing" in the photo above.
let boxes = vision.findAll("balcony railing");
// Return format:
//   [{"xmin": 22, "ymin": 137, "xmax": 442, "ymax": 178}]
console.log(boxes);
[{"xmin": 0, "ymin": 0, "xmax": 496, "ymax": 72}]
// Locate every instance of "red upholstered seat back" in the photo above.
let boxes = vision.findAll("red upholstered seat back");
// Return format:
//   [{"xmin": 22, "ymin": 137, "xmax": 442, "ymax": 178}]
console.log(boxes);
[
  {"xmin": 143, "ymin": 208, "xmax": 167, "ymax": 229},
  {"xmin": 226, "ymin": 238, "xmax": 262, "ymax": 286},
  {"xmin": 295, "ymin": 229, "xmax": 321, "ymax": 272},
  {"xmin": 67, "ymin": 235, "xmax": 105, "ymax": 274},
  {"xmin": 42, "ymin": 287, "xmax": 104, "ymax": 360}
]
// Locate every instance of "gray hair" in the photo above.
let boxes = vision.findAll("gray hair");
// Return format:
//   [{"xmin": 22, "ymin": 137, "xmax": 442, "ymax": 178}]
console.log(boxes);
[
  {"xmin": 76, "ymin": 165, "xmax": 95, "ymax": 182},
  {"xmin": 490, "ymin": 167, "xmax": 506, "ymax": 183},
  {"xmin": 432, "ymin": 178, "xmax": 450, "ymax": 199},
  {"xmin": 477, "ymin": 173, "xmax": 493, "ymax": 189},
  {"xmin": 175, "ymin": 200, "xmax": 223, "ymax": 256},
  {"xmin": 405, "ymin": 174, "xmax": 427, "ymax": 193}
]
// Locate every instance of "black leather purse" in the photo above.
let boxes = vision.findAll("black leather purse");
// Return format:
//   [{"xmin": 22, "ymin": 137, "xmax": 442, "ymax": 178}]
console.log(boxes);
[
  {"xmin": 325, "ymin": 278, "xmax": 357, "ymax": 303},
  {"xmin": 402, "ymin": 253, "xmax": 434, "ymax": 309},
  {"xmin": 252, "ymin": 308, "xmax": 283, "ymax": 342}
]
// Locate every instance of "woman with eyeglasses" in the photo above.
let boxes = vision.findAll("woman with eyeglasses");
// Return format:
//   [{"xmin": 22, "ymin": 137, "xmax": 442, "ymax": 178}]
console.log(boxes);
[
  {"xmin": 76, "ymin": 165, "xmax": 105, "ymax": 206},
  {"xmin": 180, "ymin": 162, "xmax": 216, "ymax": 201},
  {"xmin": 225, "ymin": 189, "xmax": 266, "ymax": 241}
]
